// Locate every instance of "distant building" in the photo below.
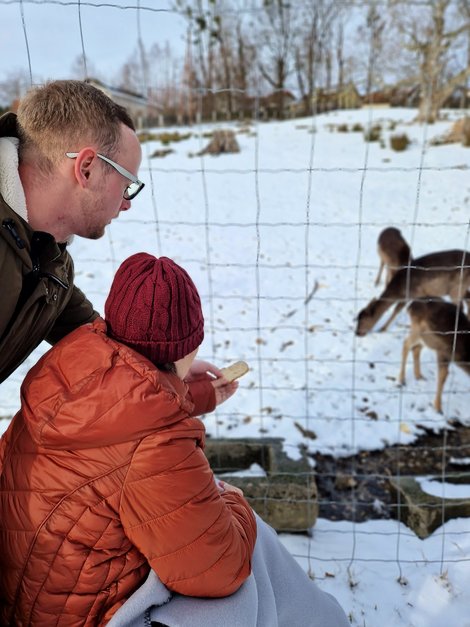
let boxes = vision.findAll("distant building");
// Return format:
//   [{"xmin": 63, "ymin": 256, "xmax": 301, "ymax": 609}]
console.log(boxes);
[
  {"xmin": 443, "ymin": 85, "xmax": 470, "ymax": 109},
  {"xmin": 238, "ymin": 90, "xmax": 296, "ymax": 120},
  {"xmin": 362, "ymin": 88, "xmax": 394, "ymax": 107},
  {"xmin": 260, "ymin": 90, "xmax": 296, "ymax": 119},
  {"xmin": 388, "ymin": 83, "xmax": 470, "ymax": 110},
  {"xmin": 86, "ymin": 78, "xmax": 160, "ymax": 129},
  {"xmin": 389, "ymin": 84, "xmax": 420, "ymax": 108},
  {"xmin": 311, "ymin": 82, "xmax": 362, "ymax": 113}
]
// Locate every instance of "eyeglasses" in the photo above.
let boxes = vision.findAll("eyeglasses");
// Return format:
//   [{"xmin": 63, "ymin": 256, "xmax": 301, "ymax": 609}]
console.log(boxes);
[{"xmin": 65, "ymin": 152, "xmax": 145, "ymax": 200}]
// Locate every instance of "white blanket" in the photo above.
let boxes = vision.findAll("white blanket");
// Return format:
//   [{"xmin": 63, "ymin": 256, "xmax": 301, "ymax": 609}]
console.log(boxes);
[{"xmin": 108, "ymin": 514, "xmax": 349, "ymax": 627}]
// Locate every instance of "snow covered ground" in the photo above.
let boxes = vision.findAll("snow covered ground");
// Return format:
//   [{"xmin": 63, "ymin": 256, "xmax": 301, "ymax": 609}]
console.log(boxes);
[{"xmin": 1, "ymin": 106, "xmax": 470, "ymax": 625}]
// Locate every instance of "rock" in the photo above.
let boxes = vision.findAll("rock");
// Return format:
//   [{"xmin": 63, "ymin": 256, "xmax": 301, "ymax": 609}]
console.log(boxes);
[
  {"xmin": 388, "ymin": 476, "xmax": 470, "ymax": 539},
  {"xmin": 226, "ymin": 473, "xmax": 318, "ymax": 532},
  {"xmin": 430, "ymin": 116, "xmax": 470, "ymax": 146},
  {"xmin": 150, "ymin": 148, "xmax": 174, "ymax": 158},
  {"xmin": 205, "ymin": 437, "xmax": 318, "ymax": 532},
  {"xmin": 198, "ymin": 130, "xmax": 240, "ymax": 156},
  {"xmin": 462, "ymin": 117, "xmax": 470, "ymax": 146},
  {"xmin": 335, "ymin": 474, "xmax": 358, "ymax": 490}
]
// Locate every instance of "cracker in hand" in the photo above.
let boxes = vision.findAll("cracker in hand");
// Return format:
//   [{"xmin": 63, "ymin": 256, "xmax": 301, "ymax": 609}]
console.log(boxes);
[{"xmin": 220, "ymin": 360, "xmax": 249, "ymax": 382}]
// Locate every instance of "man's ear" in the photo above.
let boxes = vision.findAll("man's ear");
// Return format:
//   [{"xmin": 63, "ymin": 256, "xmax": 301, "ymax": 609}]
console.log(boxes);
[{"xmin": 73, "ymin": 148, "xmax": 96, "ymax": 188}]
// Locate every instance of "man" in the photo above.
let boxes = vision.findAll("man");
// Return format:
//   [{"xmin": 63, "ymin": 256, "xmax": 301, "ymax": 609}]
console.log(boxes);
[{"xmin": 0, "ymin": 79, "xmax": 144, "ymax": 382}]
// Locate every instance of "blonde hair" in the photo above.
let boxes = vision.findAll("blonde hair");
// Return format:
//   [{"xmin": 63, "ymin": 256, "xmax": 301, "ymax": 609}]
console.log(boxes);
[{"xmin": 17, "ymin": 80, "xmax": 135, "ymax": 173}]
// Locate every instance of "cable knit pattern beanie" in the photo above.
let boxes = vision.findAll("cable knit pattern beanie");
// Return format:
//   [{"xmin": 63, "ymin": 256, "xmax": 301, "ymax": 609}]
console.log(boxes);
[{"xmin": 105, "ymin": 253, "xmax": 204, "ymax": 364}]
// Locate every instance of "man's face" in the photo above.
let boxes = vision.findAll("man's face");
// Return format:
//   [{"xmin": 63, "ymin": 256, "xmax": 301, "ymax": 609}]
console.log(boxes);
[{"xmin": 80, "ymin": 124, "xmax": 142, "ymax": 240}]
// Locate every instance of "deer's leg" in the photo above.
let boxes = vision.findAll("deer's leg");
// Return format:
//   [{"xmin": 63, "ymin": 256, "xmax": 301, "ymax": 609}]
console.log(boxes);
[
  {"xmin": 375, "ymin": 261, "xmax": 384, "ymax": 287},
  {"xmin": 434, "ymin": 356, "xmax": 449, "ymax": 414},
  {"xmin": 411, "ymin": 343, "xmax": 424, "ymax": 380},
  {"xmin": 379, "ymin": 302, "xmax": 405, "ymax": 332},
  {"xmin": 399, "ymin": 328, "xmax": 422, "ymax": 384},
  {"xmin": 399, "ymin": 336, "xmax": 411, "ymax": 385}
]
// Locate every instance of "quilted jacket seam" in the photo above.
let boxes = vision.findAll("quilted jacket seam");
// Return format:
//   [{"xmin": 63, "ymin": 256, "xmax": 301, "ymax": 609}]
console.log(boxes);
[
  {"xmin": 124, "ymin": 471, "xmax": 214, "ymax": 531},
  {"xmin": 122, "ymin": 437, "xmax": 197, "ymax": 488},
  {"xmin": 53, "ymin": 518, "xmax": 115, "ymax": 626},
  {"xmin": 15, "ymin": 460, "xmax": 130, "ymax": 624}
]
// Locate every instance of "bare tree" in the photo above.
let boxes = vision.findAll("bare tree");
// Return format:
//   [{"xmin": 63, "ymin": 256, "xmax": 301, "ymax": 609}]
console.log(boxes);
[
  {"xmin": 294, "ymin": 0, "xmax": 344, "ymax": 115},
  {"xmin": 458, "ymin": 0, "xmax": 470, "ymax": 107},
  {"xmin": 174, "ymin": 0, "xmax": 257, "ymax": 120},
  {"xmin": 69, "ymin": 54, "xmax": 99, "ymax": 81},
  {"xmin": 255, "ymin": 0, "xmax": 297, "ymax": 118},
  {"xmin": 364, "ymin": 4, "xmax": 386, "ymax": 99},
  {"xmin": 349, "ymin": 1, "xmax": 395, "ymax": 102},
  {"xmin": 115, "ymin": 48, "xmax": 144, "ymax": 94},
  {"xmin": 391, "ymin": 0, "xmax": 470, "ymax": 122},
  {"xmin": 157, "ymin": 42, "xmax": 183, "ymax": 120},
  {"xmin": 336, "ymin": 18, "xmax": 345, "ymax": 91},
  {"xmin": 0, "ymin": 69, "xmax": 31, "ymax": 108},
  {"xmin": 174, "ymin": 0, "xmax": 221, "ymax": 119}
]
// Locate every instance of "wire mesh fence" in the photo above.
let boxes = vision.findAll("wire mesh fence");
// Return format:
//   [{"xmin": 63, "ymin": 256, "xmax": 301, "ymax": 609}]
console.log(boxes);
[{"xmin": 1, "ymin": 0, "xmax": 470, "ymax": 624}]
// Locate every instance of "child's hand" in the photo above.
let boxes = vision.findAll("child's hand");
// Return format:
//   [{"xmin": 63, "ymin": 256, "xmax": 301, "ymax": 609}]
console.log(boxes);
[
  {"xmin": 212, "ymin": 377, "xmax": 239, "ymax": 405},
  {"xmin": 185, "ymin": 359, "xmax": 239, "ymax": 405},
  {"xmin": 185, "ymin": 359, "xmax": 223, "ymax": 382},
  {"xmin": 217, "ymin": 480, "xmax": 244, "ymax": 497}
]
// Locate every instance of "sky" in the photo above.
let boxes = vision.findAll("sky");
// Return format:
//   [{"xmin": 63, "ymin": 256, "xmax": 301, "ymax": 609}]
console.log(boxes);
[
  {"xmin": 0, "ymin": 0, "xmax": 186, "ymax": 90},
  {"xmin": 0, "ymin": 0, "xmax": 368, "ymax": 105}
]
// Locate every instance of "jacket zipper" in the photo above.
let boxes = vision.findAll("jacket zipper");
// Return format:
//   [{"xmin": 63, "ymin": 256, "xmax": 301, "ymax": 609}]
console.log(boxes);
[
  {"xmin": 39, "ymin": 271, "xmax": 69, "ymax": 290},
  {"xmin": 2, "ymin": 219, "xmax": 25, "ymax": 249}
]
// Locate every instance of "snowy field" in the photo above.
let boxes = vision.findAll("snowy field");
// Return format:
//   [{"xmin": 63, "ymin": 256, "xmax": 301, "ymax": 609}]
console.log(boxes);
[{"xmin": 1, "ymin": 107, "xmax": 470, "ymax": 625}]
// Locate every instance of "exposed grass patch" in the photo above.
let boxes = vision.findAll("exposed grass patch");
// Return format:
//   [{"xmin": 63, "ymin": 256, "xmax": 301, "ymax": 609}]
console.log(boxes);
[
  {"xmin": 138, "ymin": 131, "xmax": 192, "ymax": 145},
  {"xmin": 390, "ymin": 133, "xmax": 410, "ymax": 151},
  {"xmin": 364, "ymin": 125, "xmax": 381, "ymax": 142},
  {"xmin": 351, "ymin": 123, "xmax": 364, "ymax": 132}
]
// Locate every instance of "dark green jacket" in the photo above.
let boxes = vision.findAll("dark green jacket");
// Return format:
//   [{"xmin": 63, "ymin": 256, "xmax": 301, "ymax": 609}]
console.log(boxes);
[{"xmin": 0, "ymin": 113, "xmax": 99, "ymax": 383}]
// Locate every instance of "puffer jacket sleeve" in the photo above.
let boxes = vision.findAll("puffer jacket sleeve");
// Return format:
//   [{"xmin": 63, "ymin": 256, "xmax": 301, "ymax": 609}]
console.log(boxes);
[
  {"xmin": 120, "ymin": 418, "xmax": 257, "ymax": 598},
  {"xmin": 185, "ymin": 378, "xmax": 216, "ymax": 417},
  {"xmin": 46, "ymin": 285, "xmax": 99, "ymax": 344}
]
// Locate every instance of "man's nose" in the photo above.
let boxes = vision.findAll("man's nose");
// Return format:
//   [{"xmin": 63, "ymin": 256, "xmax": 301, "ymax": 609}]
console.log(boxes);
[{"xmin": 120, "ymin": 198, "xmax": 131, "ymax": 212}]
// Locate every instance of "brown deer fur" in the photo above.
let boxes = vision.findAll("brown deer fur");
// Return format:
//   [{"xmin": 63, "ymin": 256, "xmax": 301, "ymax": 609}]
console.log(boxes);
[
  {"xmin": 356, "ymin": 250, "xmax": 470, "ymax": 336},
  {"xmin": 375, "ymin": 227, "xmax": 411, "ymax": 287},
  {"xmin": 398, "ymin": 299, "xmax": 470, "ymax": 413}
]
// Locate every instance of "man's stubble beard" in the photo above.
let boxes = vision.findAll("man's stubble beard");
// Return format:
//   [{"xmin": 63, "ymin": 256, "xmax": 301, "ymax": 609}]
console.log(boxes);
[{"xmin": 81, "ymin": 195, "xmax": 107, "ymax": 240}]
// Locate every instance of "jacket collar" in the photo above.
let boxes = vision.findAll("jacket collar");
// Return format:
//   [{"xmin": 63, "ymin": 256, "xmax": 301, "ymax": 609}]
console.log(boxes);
[
  {"xmin": 0, "ymin": 112, "xmax": 31, "ymax": 259},
  {"xmin": 0, "ymin": 113, "xmax": 27, "ymax": 219},
  {"xmin": 0, "ymin": 135, "xmax": 27, "ymax": 222},
  {"xmin": 0, "ymin": 111, "xmax": 20, "ymax": 138}
]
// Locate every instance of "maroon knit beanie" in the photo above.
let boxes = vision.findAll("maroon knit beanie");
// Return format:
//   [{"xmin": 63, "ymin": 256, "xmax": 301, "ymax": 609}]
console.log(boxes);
[{"xmin": 105, "ymin": 253, "xmax": 204, "ymax": 364}]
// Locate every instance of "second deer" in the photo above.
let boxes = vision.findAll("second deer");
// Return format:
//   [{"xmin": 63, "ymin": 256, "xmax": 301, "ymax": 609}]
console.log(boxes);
[
  {"xmin": 356, "ymin": 249, "xmax": 470, "ymax": 336},
  {"xmin": 375, "ymin": 227, "xmax": 412, "ymax": 287},
  {"xmin": 398, "ymin": 299, "xmax": 470, "ymax": 413}
]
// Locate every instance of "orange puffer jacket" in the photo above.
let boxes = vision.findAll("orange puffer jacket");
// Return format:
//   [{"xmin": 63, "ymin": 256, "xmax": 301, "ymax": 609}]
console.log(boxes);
[{"xmin": 0, "ymin": 319, "xmax": 256, "ymax": 626}]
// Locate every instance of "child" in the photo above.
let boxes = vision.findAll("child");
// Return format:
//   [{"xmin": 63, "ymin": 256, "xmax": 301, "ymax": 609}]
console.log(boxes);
[
  {"xmin": 0, "ymin": 253, "xmax": 349, "ymax": 627},
  {"xmin": 0, "ymin": 253, "xmax": 256, "ymax": 625}
]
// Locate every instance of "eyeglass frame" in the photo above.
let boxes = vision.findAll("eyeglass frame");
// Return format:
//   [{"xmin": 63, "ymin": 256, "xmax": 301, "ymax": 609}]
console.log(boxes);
[{"xmin": 65, "ymin": 151, "xmax": 145, "ymax": 200}]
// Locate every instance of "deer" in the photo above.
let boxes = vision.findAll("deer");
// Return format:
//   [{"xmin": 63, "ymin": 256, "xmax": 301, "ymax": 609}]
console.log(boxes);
[
  {"xmin": 398, "ymin": 299, "xmax": 470, "ymax": 413},
  {"xmin": 356, "ymin": 249, "xmax": 470, "ymax": 336},
  {"xmin": 375, "ymin": 227, "xmax": 412, "ymax": 287}
]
